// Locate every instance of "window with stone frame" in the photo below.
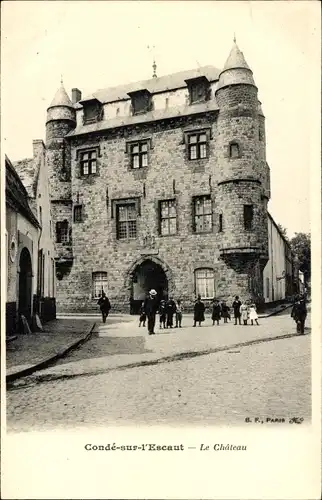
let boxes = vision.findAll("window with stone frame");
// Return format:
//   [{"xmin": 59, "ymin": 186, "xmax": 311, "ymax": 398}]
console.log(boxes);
[
  {"xmin": 188, "ymin": 132, "xmax": 208, "ymax": 160},
  {"xmin": 56, "ymin": 221, "xmax": 69, "ymax": 243},
  {"xmin": 195, "ymin": 268, "xmax": 215, "ymax": 299},
  {"xmin": 243, "ymin": 204, "xmax": 254, "ymax": 230},
  {"xmin": 159, "ymin": 199, "xmax": 177, "ymax": 236},
  {"xmin": 116, "ymin": 203, "xmax": 137, "ymax": 240},
  {"xmin": 130, "ymin": 142, "xmax": 148, "ymax": 169},
  {"xmin": 73, "ymin": 205, "xmax": 83, "ymax": 223},
  {"xmin": 92, "ymin": 271, "xmax": 108, "ymax": 299},
  {"xmin": 193, "ymin": 195, "xmax": 212, "ymax": 233},
  {"xmin": 229, "ymin": 142, "xmax": 240, "ymax": 158},
  {"xmin": 80, "ymin": 150, "xmax": 97, "ymax": 176}
]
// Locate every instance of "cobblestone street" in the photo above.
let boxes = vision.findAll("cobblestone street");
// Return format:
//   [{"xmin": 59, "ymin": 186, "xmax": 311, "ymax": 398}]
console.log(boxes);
[{"xmin": 6, "ymin": 312, "xmax": 311, "ymax": 431}]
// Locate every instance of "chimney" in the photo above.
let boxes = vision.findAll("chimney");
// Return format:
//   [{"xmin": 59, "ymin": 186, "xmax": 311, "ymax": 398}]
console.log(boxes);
[
  {"xmin": 72, "ymin": 88, "xmax": 82, "ymax": 104},
  {"xmin": 33, "ymin": 139, "xmax": 45, "ymax": 158}
]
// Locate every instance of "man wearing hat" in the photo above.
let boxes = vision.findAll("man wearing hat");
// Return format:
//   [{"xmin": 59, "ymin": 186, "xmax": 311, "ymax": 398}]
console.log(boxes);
[{"xmin": 143, "ymin": 289, "xmax": 159, "ymax": 335}]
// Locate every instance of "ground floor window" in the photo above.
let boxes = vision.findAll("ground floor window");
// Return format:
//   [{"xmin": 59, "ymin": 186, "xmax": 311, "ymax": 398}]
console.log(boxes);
[
  {"xmin": 92, "ymin": 272, "xmax": 108, "ymax": 298},
  {"xmin": 195, "ymin": 268, "xmax": 214, "ymax": 299}
]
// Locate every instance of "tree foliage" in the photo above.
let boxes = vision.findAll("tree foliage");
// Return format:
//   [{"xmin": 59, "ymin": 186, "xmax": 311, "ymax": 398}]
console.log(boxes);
[
  {"xmin": 289, "ymin": 232, "xmax": 311, "ymax": 284},
  {"xmin": 277, "ymin": 224, "xmax": 288, "ymax": 240}
]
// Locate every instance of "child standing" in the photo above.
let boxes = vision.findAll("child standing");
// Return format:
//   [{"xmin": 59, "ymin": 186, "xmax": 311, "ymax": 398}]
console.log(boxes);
[
  {"xmin": 240, "ymin": 301, "xmax": 249, "ymax": 325},
  {"xmin": 175, "ymin": 299, "xmax": 183, "ymax": 328},
  {"xmin": 159, "ymin": 299, "xmax": 167, "ymax": 329},
  {"xmin": 221, "ymin": 301, "xmax": 230, "ymax": 323},
  {"xmin": 138, "ymin": 301, "xmax": 146, "ymax": 327},
  {"xmin": 248, "ymin": 303, "xmax": 259, "ymax": 325}
]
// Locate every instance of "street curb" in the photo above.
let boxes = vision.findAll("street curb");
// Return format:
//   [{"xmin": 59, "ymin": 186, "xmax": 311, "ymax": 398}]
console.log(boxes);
[
  {"xmin": 6, "ymin": 322, "xmax": 96, "ymax": 384},
  {"xmin": 258, "ymin": 303, "xmax": 293, "ymax": 318}
]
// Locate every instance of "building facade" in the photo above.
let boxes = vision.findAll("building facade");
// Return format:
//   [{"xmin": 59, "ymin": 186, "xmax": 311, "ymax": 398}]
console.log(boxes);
[
  {"xmin": 6, "ymin": 140, "xmax": 56, "ymax": 335},
  {"xmin": 14, "ymin": 139, "xmax": 56, "ymax": 321},
  {"xmin": 263, "ymin": 213, "xmax": 296, "ymax": 303},
  {"xmin": 6, "ymin": 156, "xmax": 40, "ymax": 335},
  {"xmin": 44, "ymin": 42, "xmax": 273, "ymax": 312}
]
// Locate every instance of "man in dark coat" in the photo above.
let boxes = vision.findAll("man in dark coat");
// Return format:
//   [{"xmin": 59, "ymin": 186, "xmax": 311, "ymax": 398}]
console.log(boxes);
[
  {"xmin": 232, "ymin": 296, "xmax": 242, "ymax": 325},
  {"xmin": 144, "ymin": 289, "xmax": 159, "ymax": 335},
  {"xmin": 212, "ymin": 299, "xmax": 221, "ymax": 326},
  {"xmin": 166, "ymin": 297, "xmax": 177, "ymax": 328},
  {"xmin": 291, "ymin": 296, "xmax": 307, "ymax": 334},
  {"xmin": 97, "ymin": 291, "xmax": 111, "ymax": 323},
  {"xmin": 193, "ymin": 295, "xmax": 205, "ymax": 327}
]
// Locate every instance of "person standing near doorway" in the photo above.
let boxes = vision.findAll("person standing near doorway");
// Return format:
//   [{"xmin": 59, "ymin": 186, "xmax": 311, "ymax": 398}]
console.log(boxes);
[
  {"xmin": 138, "ymin": 301, "xmax": 146, "ymax": 327},
  {"xmin": 97, "ymin": 291, "xmax": 111, "ymax": 324},
  {"xmin": 159, "ymin": 299, "xmax": 167, "ymax": 329},
  {"xmin": 166, "ymin": 296, "xmax": 176, "ymax": 328},
  {"xmin": 193, "ymin": 295, "xmax": 205, "ymax": 327},
  {"xmin": 232, "ymin": 296, "xmax": 242, "ymax": 325},
  {"xmin": 144, "ymin": 289, "xmax": 158, "ymax": 335}
]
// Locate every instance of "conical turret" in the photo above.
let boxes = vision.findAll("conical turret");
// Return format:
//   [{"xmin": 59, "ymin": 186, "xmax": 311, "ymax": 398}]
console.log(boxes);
[
  {"xmin": 216, "ymin": 41, "xmax": 256, "ymax": 92},
  {"xmin": 46, "ymin": 83, "xmax": 76, "ymax": 143}
]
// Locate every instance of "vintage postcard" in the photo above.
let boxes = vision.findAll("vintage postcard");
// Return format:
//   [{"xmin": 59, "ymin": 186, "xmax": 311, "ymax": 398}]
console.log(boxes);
[{"xmin": 1, "ymin": 1, "xmax": 321, "ymax": 499}]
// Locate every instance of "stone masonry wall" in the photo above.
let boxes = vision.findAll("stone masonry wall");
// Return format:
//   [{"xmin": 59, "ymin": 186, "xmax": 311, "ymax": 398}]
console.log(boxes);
[{"xmin": 51, "ymin": 104, "xmax": 269, "ymax": 313}]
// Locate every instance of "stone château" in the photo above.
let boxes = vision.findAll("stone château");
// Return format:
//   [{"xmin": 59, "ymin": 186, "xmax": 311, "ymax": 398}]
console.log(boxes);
[{"xmin": 46, "ymin": 41, "xmax": 272, "ymax": 313}]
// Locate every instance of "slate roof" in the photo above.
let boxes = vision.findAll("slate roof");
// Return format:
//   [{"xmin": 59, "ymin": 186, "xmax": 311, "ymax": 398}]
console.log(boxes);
[
  {"xmin": 68, "ymin": 99, "xmax": 219, "ymax": 137},
  {"xmin": 77, "ymin": 65, "xmax": 221, "ymax": 107},
  {"xmin": 5, "ymin": 156, "xmax": 40, "ymax": 228},
  {"xmin": 222, "ymin": 42, "xmax": 251, "ymax": 72},
  {"xmin": 49, "ymin": 84, "xmax": 73, "ymax": 109},
  {"xmin": 13, "ymin": 157, "xmax": 39, "ymax": 198}
]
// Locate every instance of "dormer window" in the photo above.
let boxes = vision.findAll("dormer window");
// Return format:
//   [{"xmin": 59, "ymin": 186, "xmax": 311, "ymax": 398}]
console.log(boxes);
[
  {"xmin": 128, "ymin": 89, "xmax": 152, "ymax": 115},
  {"xmin": 185, "ymin": 76, "xmax": 211, "ymax": 105},
  {"xmin": 80, "ymin": 98, "xmax": 103, "ymax": 125}
]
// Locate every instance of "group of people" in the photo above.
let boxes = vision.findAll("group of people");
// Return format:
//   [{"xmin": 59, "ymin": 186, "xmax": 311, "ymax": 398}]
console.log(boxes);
[
  {"xmin": 97, "ymin": 289, "xmax": 308, "ymax": 336},
  {"xmin": 193, "ymin": 295, "xmax": 259, "ymax": 327},
  {"xmin": 139, "ymin": 291, "xmax": 183, "ymax": 333}
]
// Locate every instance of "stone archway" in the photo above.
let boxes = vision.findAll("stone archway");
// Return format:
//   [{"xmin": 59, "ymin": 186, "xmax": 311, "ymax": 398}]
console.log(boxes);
[
  {"xmin": 125, "ymin": 256, "xmax": 173, "ymax": 314},
  {"xmin": 18, "ymin": 247, "xmax": 33, "ymax": 323}
]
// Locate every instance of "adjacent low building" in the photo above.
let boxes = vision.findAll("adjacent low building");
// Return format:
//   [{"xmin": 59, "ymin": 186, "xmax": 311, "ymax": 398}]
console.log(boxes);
[
  {"xmin": 263, "ymin": 213, "xmax": 297, "ymax": 303},
  {"xmin": 5, "ymin": 144, "xmax": 56, "ymax": 336}
]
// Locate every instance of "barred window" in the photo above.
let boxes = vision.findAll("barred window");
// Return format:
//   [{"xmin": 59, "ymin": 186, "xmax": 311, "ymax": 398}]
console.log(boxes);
[
  {"xmin": 117, "ymin": 204, "xmax": 137, "ymax": 239},
  {"xmin": 194, "ymin": 196, "xmax": 212, "ymax": 233},
  {"xmin": 195, "ymin": 268, "xmax": 215, "ymax": 299},
  {"xmin": 92, "ymin": 272, "xmax": 107, "ymax": 299},
  {"xmin": 56, "ymin": 221, "xmax": 69, "ymax": 243},
  {"xmin": 80, "ymin": 150, "xmax": 97, "ymax": 176},
  {"xmin": 131, "ymin": 142, "xmax": 148, "ymax": 169},
  {"xmin": 159, "ymin": 199, "xmax": 177, "ymax": 236},
  {"xmin": 244, "ymin": 204, "xmax": 254, "ymax": 230},
  {"xmin": 188, "ymin": 133, "xmax": 208, "ymax": 160},
  {"xmin": 73, "ymin": 205, "xmax": 83, "ymax": 223}
]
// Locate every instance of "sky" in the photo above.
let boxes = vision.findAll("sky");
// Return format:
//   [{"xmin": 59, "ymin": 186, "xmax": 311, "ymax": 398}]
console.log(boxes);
[{"xmin": 1, "ymin": 1, "xmax": 320, "ymax": 237}]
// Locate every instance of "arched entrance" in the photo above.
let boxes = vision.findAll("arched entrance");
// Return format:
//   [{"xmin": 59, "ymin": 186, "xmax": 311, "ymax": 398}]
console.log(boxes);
[
  {"xmin": 18, "ymin": 247, "xmax": 33, "ymax": 323},
  {"xmin": 130, "ymin": 259, "xmax": 168, "ymax": 314}
]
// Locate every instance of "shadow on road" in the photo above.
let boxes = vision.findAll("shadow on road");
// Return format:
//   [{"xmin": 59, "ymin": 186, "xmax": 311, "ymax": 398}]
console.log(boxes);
[{"xmin": 56, "ymin": 333, "xmax": 153, "ymax": 366}]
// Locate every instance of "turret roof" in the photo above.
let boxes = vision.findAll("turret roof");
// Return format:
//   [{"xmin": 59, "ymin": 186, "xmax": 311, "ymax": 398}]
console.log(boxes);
[
  {"xmin": 222, "ymin": 42, "xmax": 251, "ymax": 72},
  {"xmin": 48, "ymin": 84, "xmax": 73, "ymax": 109}
]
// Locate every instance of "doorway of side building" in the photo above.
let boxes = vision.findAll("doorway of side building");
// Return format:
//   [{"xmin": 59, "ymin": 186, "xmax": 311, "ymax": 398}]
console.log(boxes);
[
  {"xmin": 18, "ymin": 247, "xmax": 33, "ymax": 324},
  {"xmin": 131, "ymin": 259, "xmax": 168, "ymax": 314}
]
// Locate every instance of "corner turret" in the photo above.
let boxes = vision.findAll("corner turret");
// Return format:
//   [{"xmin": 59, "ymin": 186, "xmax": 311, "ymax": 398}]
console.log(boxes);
[
  {"xmin": 214, "ymin": 41, "xmax": 269, "ymax": 303},
  {"xmin": 46, "ymin": 84, "xmax": 76, "ymax": 143}
]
